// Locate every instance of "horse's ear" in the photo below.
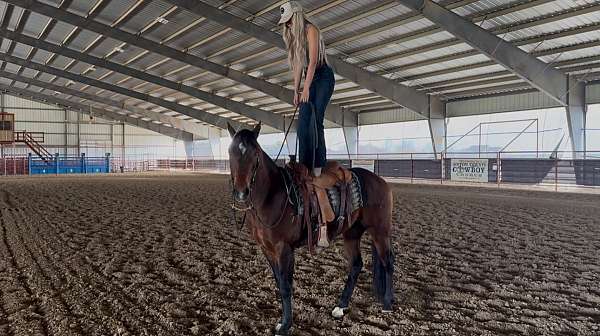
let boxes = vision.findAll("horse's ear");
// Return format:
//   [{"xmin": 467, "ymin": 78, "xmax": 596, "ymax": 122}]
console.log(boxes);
[
  {"xmin": 252, "ymin": 121, "xmax": 262, "ymax": 139},
  {"xmin": 227, "ymin": 122, "xmax": 236, "ymax": 138}
]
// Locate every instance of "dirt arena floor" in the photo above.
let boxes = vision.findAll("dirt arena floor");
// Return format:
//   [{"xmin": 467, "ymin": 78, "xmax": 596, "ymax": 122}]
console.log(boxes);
[{"xmin": 0, "ymin": 173, "xmax": 599, "ymax": 336}]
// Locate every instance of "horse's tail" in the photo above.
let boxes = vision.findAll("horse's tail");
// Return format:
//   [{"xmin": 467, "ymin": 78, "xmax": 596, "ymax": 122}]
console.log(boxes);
[
  {"xmin": 372, "ymin": 242, "xmax": 385, "ymax": 301},
  {"xmin": 372, "ymin": 241, "xmax": 395, "ymax": 303}
]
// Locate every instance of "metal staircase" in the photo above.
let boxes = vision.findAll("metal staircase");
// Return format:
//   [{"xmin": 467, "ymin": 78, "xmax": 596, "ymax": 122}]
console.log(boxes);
[{"xmin": 14, "ymin": 131, "xmax": 52, "ymax": 163}]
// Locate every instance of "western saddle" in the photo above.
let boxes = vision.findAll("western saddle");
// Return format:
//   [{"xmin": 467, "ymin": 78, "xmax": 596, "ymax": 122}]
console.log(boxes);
[{"xmin": 287, "ymin": 161, "xmax": 354, "ymax": 253}]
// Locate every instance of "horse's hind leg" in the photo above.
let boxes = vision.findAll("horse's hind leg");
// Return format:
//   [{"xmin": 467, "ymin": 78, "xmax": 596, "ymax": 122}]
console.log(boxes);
[
  {"xmin": 370, "ymin": 233, "xmax": 394, "ymax": 312},
  {"xmin": 332, "ymin": 223, "xmax": 365, "ymax": 319}
]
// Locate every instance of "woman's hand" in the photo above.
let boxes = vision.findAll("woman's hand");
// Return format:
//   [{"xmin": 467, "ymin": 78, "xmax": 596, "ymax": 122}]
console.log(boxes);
[
  {"xmin": 293, "ymin": 91, "xmax": 300, "ymax": 107},
  {"xmin": 300, "ymin": 89, "xmax": 310, "ymax": 104}
]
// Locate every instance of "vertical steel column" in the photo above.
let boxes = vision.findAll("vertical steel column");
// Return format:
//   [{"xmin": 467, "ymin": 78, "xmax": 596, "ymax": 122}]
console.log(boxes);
[
  {"xmin": 121, "ymin": 123, "xmax": 125, "ymax": 171},
  {"xmin": 439, "ymin": 152, "xmax": 442, "ymax": 184},
  {"xmin": 478, "ymin": 124, "xmax": 482, "ymax": 159},
  {"xmin": 497, "ymin": 152, "xmax": 501, "ymax": 188},
  {"xmin": 566, "ymin": 77, "xmax": 586, "ymax": 159},
  {"xmin": 1, "ymin": 93, "xmax": 4, "ymax": 160},
  {"xmin": 410, "ymin": 153, "xmax": 414, "ymax": 184},
  {"xmin": 209, "ymin": 128, "xmax": 222, "ymax": 160},
  {"xmin": 343, "ymin": 126, "xmax": 359, "ymax": 160},
  {"xmin": 81, "ymin": 153, "xmax": 86, "ymax": 174},
  {"xmin": 428, "ymin": 98, "xmax": 446, "ymax": 156},
  {"xmin": 110, "ymin": 123, "xmax": 114, "ymax": 158},
  {"xmin": 77, "ymin": 110, "xmax": 81, "ymax": 156},
  {"xmin": 192, "ymin": 139, "xmax": 195, "ymax": 171},
  {"xmin": 554, "ymin": 156, "xmax": 558, "ymax": 192},
  {"xmin": 55, "ymin": 153, "xmax": 59, "ymax": 175},
  {"xmin": 536, "ymin": 121, "xmax": 539, "ymax": 159},
  {"xmin": 12, "ymin": 143, "xmax": 15, "ymax": 175},
  {"xmin": 64, "ymin": 108, "xmax": 68, "ymax": 156}
]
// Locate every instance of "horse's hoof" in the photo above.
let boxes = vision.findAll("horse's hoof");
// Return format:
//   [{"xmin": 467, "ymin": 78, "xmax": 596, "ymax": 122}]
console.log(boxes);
[
  {"xmin": 274, "ymin": 323, "xmax": 289, "ymax": 336},
  {"xmin": 274, "ymin": 328, "xmax": 289, "ymax": 336},
  {"xmin": 331, "ymin": 306, "xmax": 347, "ymax": 319}
]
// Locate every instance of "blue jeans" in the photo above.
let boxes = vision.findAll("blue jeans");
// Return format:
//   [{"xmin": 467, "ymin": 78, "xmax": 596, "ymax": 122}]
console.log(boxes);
[{"xmin": 298, "ymin": 64, "xmax": 335, "ymax": 169}]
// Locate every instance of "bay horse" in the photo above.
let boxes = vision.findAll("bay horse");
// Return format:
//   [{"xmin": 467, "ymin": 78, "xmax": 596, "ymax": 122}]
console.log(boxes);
[{"xmin": 227, "ymin": 123, "xmax": 394, "ymax": 336}]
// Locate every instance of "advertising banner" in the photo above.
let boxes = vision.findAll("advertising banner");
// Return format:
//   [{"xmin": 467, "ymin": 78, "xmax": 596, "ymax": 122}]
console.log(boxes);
[{"xmin": 451, "ymin": 159, "xmax": 488, "ymax": 183}]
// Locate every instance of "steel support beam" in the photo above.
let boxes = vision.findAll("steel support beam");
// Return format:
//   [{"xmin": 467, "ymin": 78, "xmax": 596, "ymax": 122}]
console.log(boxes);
[
  {"xmin": 164, "ymin": 0, "xmax": 434, "ymax": 119},
  {"xmin": 0, "ymin": 52, "xmax": 246, "ymax": 131},
  {"xmin": 566, "ymin": 76, "xmax": 586, "ymax": 158},
  {"xmin": 0, "ymin": 69, "xmax": 210, "ymax": 139},
  {"xmin": 428, "ymin": 98, "xmax": 446, "ymax": 156},
  {"xmin": 0, "ymin": 27, "xmax": 289, "ymax": 132},
  {"xmin": 5, "ymin": 0, "xmax": 352, "ymax": 126},
  {"xmin": 397, "ymin": 0, "xmax": 569, "ymax": 106},
  {"xmin": 0, "ymin": 84, "xmax": 193, "ymax": 141}
]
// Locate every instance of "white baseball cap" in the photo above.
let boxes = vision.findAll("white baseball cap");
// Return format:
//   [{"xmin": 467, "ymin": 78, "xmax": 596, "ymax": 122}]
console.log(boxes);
[{"xmin": 278, "ymin": 1, "xmax": 303, "ymax": 25}]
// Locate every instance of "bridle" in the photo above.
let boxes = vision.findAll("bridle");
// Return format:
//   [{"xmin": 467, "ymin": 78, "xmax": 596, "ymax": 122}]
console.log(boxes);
[
  {"xmin": 230, "ymin": 152, "xmax": 292, "ymax": 230},
  {"xmin": 230, "ymin": 154, "xmax": 260, "ymax": 212}
]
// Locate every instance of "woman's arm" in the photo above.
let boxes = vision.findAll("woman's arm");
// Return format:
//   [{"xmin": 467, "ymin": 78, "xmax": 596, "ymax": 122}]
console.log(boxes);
[
  {"xmin": 300, "ymin": 24, "xmax": 319, "ymax": 104},
  {"xmin": 293, "ymin": 64, "xmax": 303, "ymax": 106}
]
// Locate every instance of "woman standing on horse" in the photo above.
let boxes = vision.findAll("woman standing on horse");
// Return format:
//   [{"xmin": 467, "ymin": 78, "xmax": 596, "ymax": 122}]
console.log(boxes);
[{"xmin": 280, "ymin": 1, "xmax": 335, "ymax": 178}]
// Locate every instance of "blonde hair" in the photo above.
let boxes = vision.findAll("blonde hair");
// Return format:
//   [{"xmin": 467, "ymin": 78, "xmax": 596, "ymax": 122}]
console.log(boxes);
[{"xmin": 282, "ymin": 11, "xmax": 327, "ymax": 74}]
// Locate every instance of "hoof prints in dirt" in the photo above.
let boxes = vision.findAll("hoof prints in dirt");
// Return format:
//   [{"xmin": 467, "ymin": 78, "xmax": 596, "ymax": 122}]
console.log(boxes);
[
  {"xmin": 0, "ymin": 175, "xmax": 599, "ymax": 335},
  {"xmin": 0, "ymin": 190, "xmax": 16, "ymax": 209}
]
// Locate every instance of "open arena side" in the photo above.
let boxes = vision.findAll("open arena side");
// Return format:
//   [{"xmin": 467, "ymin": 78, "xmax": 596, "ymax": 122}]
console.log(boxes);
[
  {"xmin": 0, "ymin": 0, "xmax": 600, "ymax": 335},
  {"xmin": 0, "ymin": 173, "xmax": 599, "ymax": 335}
]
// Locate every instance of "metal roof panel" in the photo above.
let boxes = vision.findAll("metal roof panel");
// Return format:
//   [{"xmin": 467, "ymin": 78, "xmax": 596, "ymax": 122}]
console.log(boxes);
[{"xmin": 94, "ymin": 0, "xmax": 139, "ymax": 26}]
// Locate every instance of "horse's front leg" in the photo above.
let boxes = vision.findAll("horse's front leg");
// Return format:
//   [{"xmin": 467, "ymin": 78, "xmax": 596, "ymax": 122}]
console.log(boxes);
[{"xmin": 271, "ymin": 244, "xmax": 295, "ymax": 336}]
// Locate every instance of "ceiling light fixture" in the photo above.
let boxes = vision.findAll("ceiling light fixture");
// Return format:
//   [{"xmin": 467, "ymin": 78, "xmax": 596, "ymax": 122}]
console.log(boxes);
[{"xmin": 156, "ymin": 16, "xmax": 169, "ymax": 24}]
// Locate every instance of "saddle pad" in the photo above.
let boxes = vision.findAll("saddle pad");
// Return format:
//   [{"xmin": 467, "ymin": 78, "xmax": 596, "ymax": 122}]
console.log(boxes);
[{"xmin": 326, "ymin": 171, "xmax": 363, "ymax": 220}]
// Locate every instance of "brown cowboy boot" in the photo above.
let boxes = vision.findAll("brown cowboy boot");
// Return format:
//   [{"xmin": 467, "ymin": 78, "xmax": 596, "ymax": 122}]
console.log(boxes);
[
  {"xmin": 317, "ymin": 224, "xmax": 329, "ymax": 248},
  {"xmin": 313, "ymin": 184, "xmax": 335, "ymax": 249}
]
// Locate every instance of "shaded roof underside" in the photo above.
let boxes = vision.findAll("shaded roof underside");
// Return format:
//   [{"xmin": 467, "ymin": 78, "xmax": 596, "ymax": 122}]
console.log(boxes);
[{"xmin": 0, "ymin": 0, "xmax": 598, "ymax": 134}]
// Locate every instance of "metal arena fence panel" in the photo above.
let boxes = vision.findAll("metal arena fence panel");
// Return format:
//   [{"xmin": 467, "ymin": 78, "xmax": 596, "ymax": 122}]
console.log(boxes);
[
  {"xmin": 27, "ymin": 153, "xmax": 111, "ymax": 175},
  {"xmin": 108, "ymin": 151, "xmax": 600, "ymax": 189},
  {"xmin": 2, "ymin": 151, "xmax": 600, "ymax": 190}
]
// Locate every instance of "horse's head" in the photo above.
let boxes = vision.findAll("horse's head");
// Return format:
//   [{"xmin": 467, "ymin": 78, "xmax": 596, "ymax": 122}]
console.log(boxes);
[{"xmin": 227, "ymin": 122, "xmax": 262, "ymax": 203}]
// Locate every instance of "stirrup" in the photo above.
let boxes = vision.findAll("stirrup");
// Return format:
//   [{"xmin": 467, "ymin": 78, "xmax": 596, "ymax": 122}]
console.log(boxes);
[{"xmin": 317, "ymin": 225, "xmax": 329, "ymax": 248}]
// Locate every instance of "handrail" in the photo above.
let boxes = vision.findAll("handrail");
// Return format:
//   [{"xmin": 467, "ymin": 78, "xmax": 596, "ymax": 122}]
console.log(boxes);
[
  {"xmin": 14, "ymin": 130, "xmax": 45, "ymax": 143},
  {"xmin": 13, "ymin": 131, "xmax": 52, "ymax": 163}
]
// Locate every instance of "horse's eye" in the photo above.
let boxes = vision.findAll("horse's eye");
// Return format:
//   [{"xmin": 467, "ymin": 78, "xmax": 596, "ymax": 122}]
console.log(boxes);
[{"xmin": 238, "ymin": 142, "xmax": 247, "ymax": 155}]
